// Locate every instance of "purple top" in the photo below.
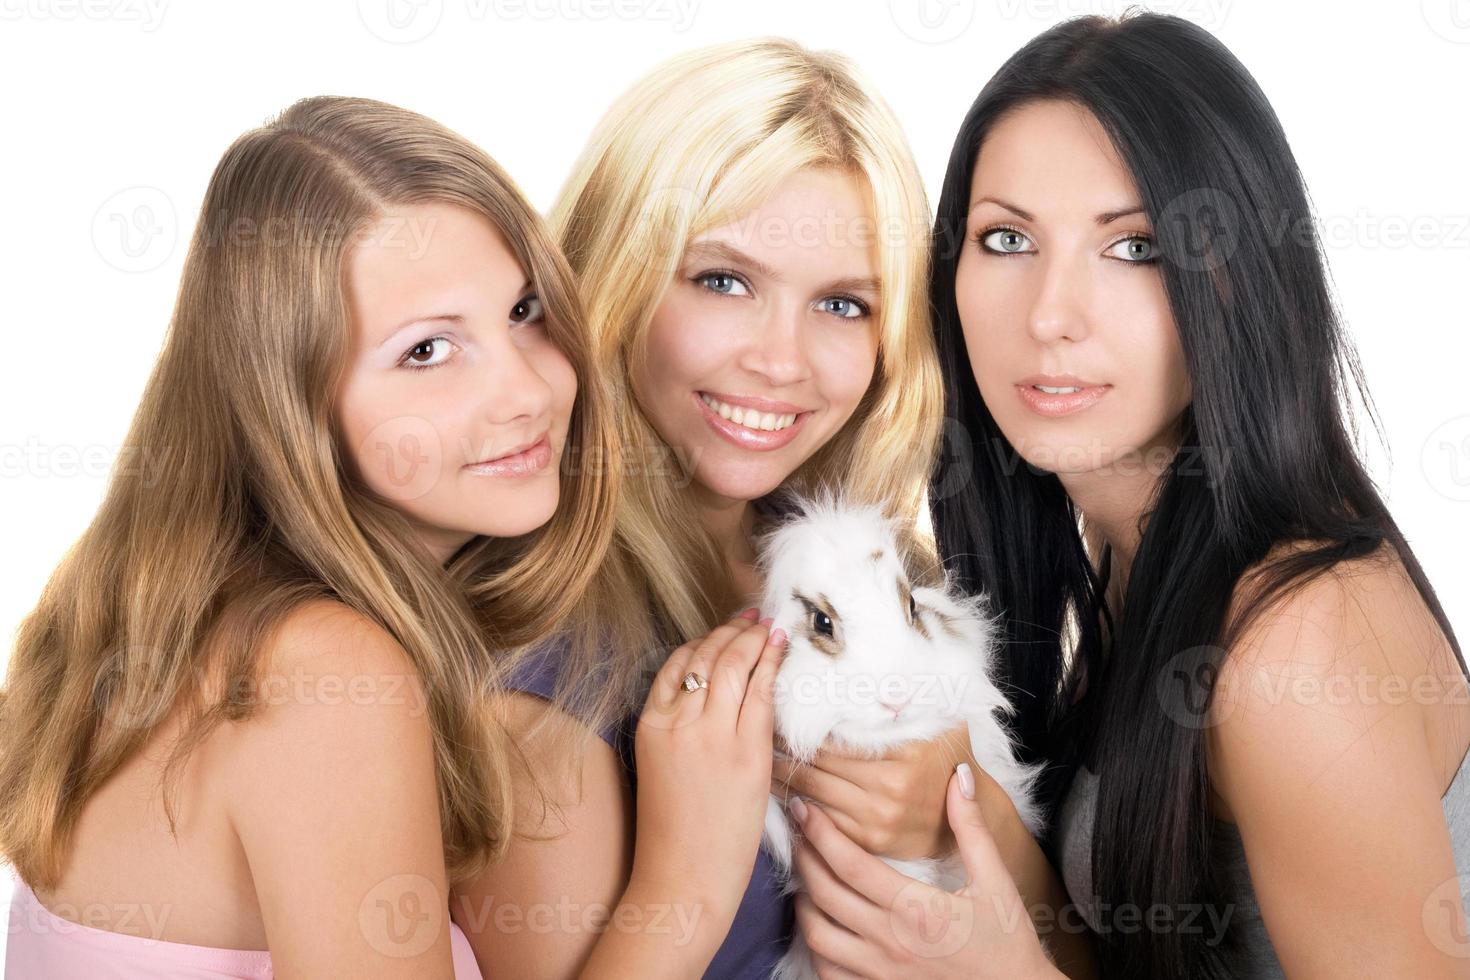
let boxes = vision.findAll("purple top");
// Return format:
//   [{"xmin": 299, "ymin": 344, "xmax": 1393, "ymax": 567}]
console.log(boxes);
[{"xmin": 504, "ymin": 637, "xmax": 793, "ymax": 978}]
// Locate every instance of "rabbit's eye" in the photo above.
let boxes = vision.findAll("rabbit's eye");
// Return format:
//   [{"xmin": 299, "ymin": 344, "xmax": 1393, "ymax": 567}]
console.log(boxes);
[
  {"xmin": 812, "ymin": 609, "xmax": 834, "ymax": 638},
  {"xmin": 908, "ymin": 594, "xmax": 918, "ymax": 622}
]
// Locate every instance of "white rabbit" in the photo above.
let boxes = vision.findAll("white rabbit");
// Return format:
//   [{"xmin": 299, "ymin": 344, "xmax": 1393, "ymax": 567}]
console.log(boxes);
[{"xmin": 755, "ymin": 491, "xmax": 1045, "ymax": 980}]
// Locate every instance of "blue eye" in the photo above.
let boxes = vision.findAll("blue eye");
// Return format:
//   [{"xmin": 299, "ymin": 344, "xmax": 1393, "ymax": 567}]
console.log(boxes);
[
  {"xmin": 399, "ymin": 336, "xmax": 456, "ymax": 370},
  {"xmin": 1106, "ymin": 236, "xmax": 1157, "ymax": 263},
  {"xmin": 979, "ymin": 227, "xmax": 1035, "ymax": 255},
  {"xmin": 694, "ymin": 270, "xmax": 751, "ymax": 296},
  {"xmin": 820, "ymin": 296, "xmax": 869, "ymax": 319}
]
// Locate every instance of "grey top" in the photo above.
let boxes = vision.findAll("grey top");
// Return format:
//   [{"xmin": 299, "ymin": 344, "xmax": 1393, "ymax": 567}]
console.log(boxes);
[{"xmin": 1055, "ymin": 739, "xmax": 1470, "ymax": 976}]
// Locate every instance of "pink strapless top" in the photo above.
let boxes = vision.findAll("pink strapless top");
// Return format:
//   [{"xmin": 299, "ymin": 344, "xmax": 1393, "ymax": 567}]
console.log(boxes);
[{"xmin": 5, "ymin": 876, "xmax": 484, "ymax": 979}]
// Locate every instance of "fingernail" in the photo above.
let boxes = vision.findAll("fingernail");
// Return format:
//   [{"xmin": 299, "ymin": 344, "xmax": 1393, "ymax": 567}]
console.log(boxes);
[
  {"xmin": 957, "ymin": 762, "xmax": 976, "ymax": 801},
  {"xmin": 759, "ymin": 616, "xmax": 773, "ymax": 628},
  {"xmin": 770, "ymin": 628, "xmax": 787, "ymax": 646},
  {"xmin": 739, "ymin": 607, "xmax": 759, "ymax": 620},
  {"xmin": 789, "ymin": 796, "xmax": 809, "ymax": 824}
]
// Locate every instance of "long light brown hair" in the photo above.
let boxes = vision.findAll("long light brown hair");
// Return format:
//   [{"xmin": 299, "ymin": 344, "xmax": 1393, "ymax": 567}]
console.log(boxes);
[
  {"xmin": 0, "ymin": 96, "xmax": 629, "ymax": 889},
  {"xmin": 553, "ymin": 38, "xmax": 946, "ymax": 650}
]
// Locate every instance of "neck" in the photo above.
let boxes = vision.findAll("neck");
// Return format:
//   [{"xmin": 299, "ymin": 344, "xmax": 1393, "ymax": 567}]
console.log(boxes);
[
  {"xmin": 691, "ymin": 483, "xmax": 760, "ymax": 602},
  {"xmin": 1054, "ymin": 416, "xmax": 1185, "ymax": 600}
]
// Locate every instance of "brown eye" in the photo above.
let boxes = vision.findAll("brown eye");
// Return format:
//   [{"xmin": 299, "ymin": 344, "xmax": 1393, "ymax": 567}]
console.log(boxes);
[
  {"xmin": 908, "ymin": 593, "xmax": 918, "ymax": 622},
  {"xmin": 811, "ymin": 608, "xmax": 834, "ymax": 638},
  {"xmin": 511, "ymin": 294, "xmax": 544, "ymax": 323}
]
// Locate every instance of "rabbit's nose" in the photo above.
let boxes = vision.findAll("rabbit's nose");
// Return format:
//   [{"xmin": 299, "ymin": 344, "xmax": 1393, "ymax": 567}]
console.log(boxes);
[{"xmin": 880, "ymin": 697, "xmax": 911, "ymax": 718}]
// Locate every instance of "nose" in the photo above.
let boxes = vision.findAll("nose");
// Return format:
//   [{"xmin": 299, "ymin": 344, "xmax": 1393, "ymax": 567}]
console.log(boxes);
[
  {"xmin": 482, "ymin": 334, "xmax": 555, "ymax": 427},
  {"xmin": 1025, "ymin": 252, "xmax": 1090, "ymax": 345},
  {"xmin": 738, "ymin": 298, "xmax": 811, "ymax": 387},
  {"xmin": 880, "ymin": 697, "xmax": 911, "ymax": 719}
]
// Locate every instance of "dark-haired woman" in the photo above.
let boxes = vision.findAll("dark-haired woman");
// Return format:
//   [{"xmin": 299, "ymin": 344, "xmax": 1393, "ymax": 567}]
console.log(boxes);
[{"xmin": 788, "ymin": 13, "xmax": 1469, "ymax": 979}]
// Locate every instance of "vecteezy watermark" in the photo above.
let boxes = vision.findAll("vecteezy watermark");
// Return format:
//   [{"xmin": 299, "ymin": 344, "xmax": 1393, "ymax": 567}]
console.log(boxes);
[
  {"xmin": 10, "ymin": 896, "xmax": 175, "ymax": 939},
  {"xmin": 1422, "ymin": 415, "xmax": 1470, "ymax": 503},
  {"xmin": 0, "ymin": 438, "xmax": 173, "ymax": 487},
  {"xmin": 1422, "ymin": 0, "xmax": 1470, "ymax": 43},
  {"xmin": 92, "ymin": 186, "xmax": 177, "ymax": 273},
  {"xmin": 0, "ymin": 0, "xmax": 168, "ymax": 30},
  {"xmin": 357, "ymin": 0, "xmax": 696, "ymax": 43},
  {"xmin": 196, "ymin": 209, "xmax": 440, "ymax": 259},
  {"xmin": 450, "ymin": 894, "xmax": 705, "ymax": 944},
  {"xmin": 1156, "ymin": 646, "xmax": 1235, "ymax": 731},
  {"xmin": 773, "ymin": 670, "xmax": 976, "ymax": 715}
]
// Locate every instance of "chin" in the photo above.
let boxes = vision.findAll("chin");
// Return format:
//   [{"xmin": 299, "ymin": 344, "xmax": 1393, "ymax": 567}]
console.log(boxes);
[
  {"xmin": 692, "ymin": 459, "xmax": 793, "ymax": 504},
  {"xmin": 474, "ymin": 492, "xmax": 562, "ymax": 539}
]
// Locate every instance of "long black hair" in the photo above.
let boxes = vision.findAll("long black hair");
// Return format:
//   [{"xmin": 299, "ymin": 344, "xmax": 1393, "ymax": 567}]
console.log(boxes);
[{"xmin": 927, "ymin": 12, "xmax": 1466, "ymax": 978}]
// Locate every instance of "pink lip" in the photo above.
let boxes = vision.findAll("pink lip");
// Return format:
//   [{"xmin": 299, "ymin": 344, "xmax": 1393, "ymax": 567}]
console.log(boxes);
[
  {"xmin": 699, "ymin": 390, "xmax": 811, "ymax": 415},
  {"xmin": 1016, "ymin": 382, "xmax": 1111, "ymax": 418},
  {"xmin": 463, "ymin": 433, "xmax": 552, "ymax": 477},
  {"xmin": 695, "ymin": 392, "xmax": 810, "ymax": 451}
]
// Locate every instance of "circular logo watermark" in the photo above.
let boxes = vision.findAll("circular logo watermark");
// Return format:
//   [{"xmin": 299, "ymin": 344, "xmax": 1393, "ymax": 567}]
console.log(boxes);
[
  {"xmin": 357, "ymin": 0, "xmax": 444, "ymax": 43},
  {"xmin": 1421, "ymin": 414, "xmax": 1470, "ymax": 502},
  {"xmin": 359, "ymin": 873, "xmax": 443, "ymax": 958},
  {"xmin": 357, "ymin": 415, "xmax": 445, "ymax": 503},
  {"xmin": 1423, "ymin": 872, "xmax": 1470, "ymax": 956},
  {"xmin": 1422, "ymin": 0, "xmax": 1470, "ymax": 43},
  {"xmin": 92, "ymin": 186, "xmax": 177, "ymax": 273},
  {"xmin": 1158, "ymin": 187, "xmax": 1241, "ymax": 273},
  {"xmin": 890, "ymin": 879, "xmax": 975, "ymax": 958},
  {"xmin": 1155, "ymin": 645, "xmax": 1236, "ymax": 731},
  {"xmin": 888, "ymin": 0, "xmax": 975, "ymax": 44}
]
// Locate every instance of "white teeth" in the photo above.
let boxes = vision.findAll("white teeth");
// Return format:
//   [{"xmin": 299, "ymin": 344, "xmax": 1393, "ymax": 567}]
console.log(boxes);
[
  {"xmin": 1035, "ymin": 385, "xmax": 1083, "ymax": 394},
  {"xmin": 700, "ymin": 393, "xmax": 798, "ymax": 432}
]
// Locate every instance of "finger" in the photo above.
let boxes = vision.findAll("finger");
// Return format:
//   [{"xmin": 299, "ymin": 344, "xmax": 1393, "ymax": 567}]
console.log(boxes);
[
  {"xmin": 705, "ymin": 619, "xmax": 779, "ymax": 725},
  {"xmin": 798, "ymin": 800, "xmax": 911, "ymax": 910},
  {"xmin": 674, "ymin": 611, "xmax": 761, "ymax": 708},
  {"xmin": 772, "ymin": 757, "xmax": 865, "ymax": 810},
  {"xmin": 648, "ymin": 609, "xmax": 756, "ymax": 715},
  {"xmin": 794, "ymin": 891, "xmax": 878, "ymax": 977},
  {"xmin": 736, "ymin": 626, "xmax": 787, "ymax": 740},
  {"xmin": 793, "ymin": 839, "xmax": 888, "ymax": 938},
  {"xmin": 810, "ymin": 950, "xmax": 870, "ymax": 980},
  {"xmin": 947, "ymin": 764, "xmax": 1016, "ymax": 900}
]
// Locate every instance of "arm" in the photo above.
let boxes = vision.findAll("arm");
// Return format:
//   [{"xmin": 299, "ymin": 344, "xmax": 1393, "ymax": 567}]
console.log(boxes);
[
  {"xmin": 1208, "ymin": 564, "xmax": 1470, "ymax": 978},
  {"xmin": 449, "ymin": 692, "xmax": 639, "ymax": 978},
  {"xmin": 459, "ymin": 611, "xmax": 788, "ymax": 980},
  {"xmin": 222, "ymin": 599, "xmax": 458, "ymax": 979}
]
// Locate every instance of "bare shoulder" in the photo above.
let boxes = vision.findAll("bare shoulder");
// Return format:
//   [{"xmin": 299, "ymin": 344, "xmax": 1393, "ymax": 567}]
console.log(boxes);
[
  {"xmin": 1209, "ymin": 538, "xmax": 1465, "ymax": 819},
  {"xmin": 215, "ymin": 598, "xmax": 457, "ymax": 974}
]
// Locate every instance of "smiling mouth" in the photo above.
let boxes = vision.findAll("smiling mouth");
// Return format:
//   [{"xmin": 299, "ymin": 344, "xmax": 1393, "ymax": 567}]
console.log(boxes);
[{"xmin": 698, "ymin": 392, "xmax": 802, "ymax": 432}]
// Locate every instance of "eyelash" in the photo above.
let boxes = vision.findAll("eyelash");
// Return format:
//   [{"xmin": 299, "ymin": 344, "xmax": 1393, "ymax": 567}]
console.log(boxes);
[
  {"xmin": 973, "ymin": 225, "xmax": 1160, "ymax": 265},
  {"xmin": 397, "ymin": 336, "xmax": 454, "ymax": 372},
  {"xmin": 396, "ymin": 293, "xmax": 545, "ymax": 372},
  {"xmin": 691, "ymin": 268, "xmax": 873, "ymax": 319}
]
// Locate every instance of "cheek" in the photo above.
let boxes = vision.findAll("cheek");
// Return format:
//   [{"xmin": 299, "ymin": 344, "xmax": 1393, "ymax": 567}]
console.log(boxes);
[
  {"xmin": 641, "ymin": 292, "xmax": 739, "ymax": 396},
  {"xmin": 336, "ymin": 380, "xmax": 454, "ymax": 505},
  {"xmin": 954, "ymin": 256, "xmax": 1022, "ymax": 389},
  {"xmin": 813, "ymin": 324, "xmax": 878, "ymax": 415},
  {"xmin": 1107, "ymin": 278, "xmax": 1192, "ymax": 421}
]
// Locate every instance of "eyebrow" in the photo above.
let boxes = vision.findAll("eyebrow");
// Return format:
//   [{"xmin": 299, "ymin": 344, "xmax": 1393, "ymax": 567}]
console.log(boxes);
[
  {"xmin": 683, "ymin": 240, "xmax": 880, "ymax": 294},
  {"xmin": 375, "ymin": 276, "xmax": 533, "ymax": 349},
  {"xmin": 969, "ymin": 196, "xmax": 1148, "ymax": 226}
]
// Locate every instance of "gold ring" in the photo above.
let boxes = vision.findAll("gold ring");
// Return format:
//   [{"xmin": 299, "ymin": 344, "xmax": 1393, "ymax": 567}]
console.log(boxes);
[{"xmin": 680, "ymin": 671, "xmax": 709, "ymax": 694}]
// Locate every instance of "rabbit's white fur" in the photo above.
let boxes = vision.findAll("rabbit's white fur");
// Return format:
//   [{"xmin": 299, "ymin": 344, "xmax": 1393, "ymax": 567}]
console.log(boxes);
[{"xmin": 756, "ymin": 492, "xmax": 1044, "ymax": 980}]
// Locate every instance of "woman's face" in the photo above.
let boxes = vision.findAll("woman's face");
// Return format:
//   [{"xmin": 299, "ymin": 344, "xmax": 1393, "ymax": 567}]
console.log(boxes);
[
  {"xmin": 337, "ymin": 201, "xmax": 577, "ymax": 563},
  {"xmin": 955, "ymin": 99, "xmax": 1191, "ymax": 478},
  {"xmin": 632, "ymin": 167, "xmax": 881, "ymax": 505}
]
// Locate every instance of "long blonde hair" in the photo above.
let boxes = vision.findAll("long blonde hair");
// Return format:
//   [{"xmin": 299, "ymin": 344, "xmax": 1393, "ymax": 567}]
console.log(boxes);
[
  {"xmin": 554, "ymin": 38, "xmax": 945, "ymax": 647},
  {"xmin": 0, "ymin": 96, "xmax": 625, "ymax": 889}
]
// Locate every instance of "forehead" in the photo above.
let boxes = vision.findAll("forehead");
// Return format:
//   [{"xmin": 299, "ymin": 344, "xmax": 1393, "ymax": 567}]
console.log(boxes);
[
  {"xmin": 347, "ymin": 202, "xmax": 523, "ymax": 306},
  {"xmin": 970, "ymin": 100, "xmax": 1141, "ymax": 216},
  {"xmin": 693, "ymin": 167, "xmax": 879, "ymax": 276}
]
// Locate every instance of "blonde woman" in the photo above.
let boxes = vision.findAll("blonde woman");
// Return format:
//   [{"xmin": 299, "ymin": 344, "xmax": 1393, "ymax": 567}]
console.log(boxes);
[
  {"xmin": 0, "ymin": 96, "xmax": 624, "ymax": 978},
  {"xmin": 454, "ymin": 40, "xmax": 975, "ymax": 979}
]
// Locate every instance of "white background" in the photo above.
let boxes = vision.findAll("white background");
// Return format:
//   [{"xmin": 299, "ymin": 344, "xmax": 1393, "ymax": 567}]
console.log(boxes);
[{"xmin": 2, "ymin": 0, "xmax": 1467, "ymax": 964}]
